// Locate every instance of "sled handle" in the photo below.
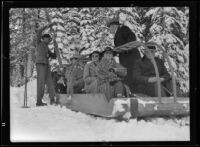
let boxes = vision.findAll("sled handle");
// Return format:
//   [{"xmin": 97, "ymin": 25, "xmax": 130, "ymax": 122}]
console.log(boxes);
[
  {"xmin": 141, "ymin": 44, "xmax": 162, "ymax": 102},
  {"xmin": 145, "ymin": 42, "xmax": 177, "ymax": 103},
  {"xmin": 114, "ymin": 41, "xmax": 177, "ymax": 103}
]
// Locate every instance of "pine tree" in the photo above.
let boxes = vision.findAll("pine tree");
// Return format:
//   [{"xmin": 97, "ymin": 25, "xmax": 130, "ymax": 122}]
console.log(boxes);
[
  {"xmin": 10, "ymin": 8, "xmax": 36, "ymax": 86},
  {"xmin": 144, "ymin": 7, "xmax": 189, "ymax": 94},
  {"xmin": 9, "ymin": 7, "xmax": 189, "ymax": 95}
]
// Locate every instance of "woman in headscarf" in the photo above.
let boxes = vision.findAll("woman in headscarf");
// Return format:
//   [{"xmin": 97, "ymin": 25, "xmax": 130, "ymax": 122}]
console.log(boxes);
[
  {"xmin": 97, "ymin": 47, "xmax": 127, "ymax": 101},
  {"xmin": 83, "ymin": 51, "xmax": 101, "ymax": 93},
  {"xmin": 65, "ymin": 54, "xmax": 85, "ymax": 94}
]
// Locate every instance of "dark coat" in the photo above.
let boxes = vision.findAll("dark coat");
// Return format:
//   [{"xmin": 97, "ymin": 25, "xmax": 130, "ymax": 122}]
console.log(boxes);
[
  {"xmin": 114, "ymin": 25, "xmax": 141, "ymax": 90},
  {"xmin": 132, "ymin": 56, "xmax": 171, "ymax": 96},
  {"xmin": 97, "ymin": 57, "xmax": 127, "ymax": 100},
  {"xmin": 36, "ymin": 30, "xmax": 56, "ymax": 64},
  {"xmin": 114, "ymin": 25, "xmax": 136, "ymax": 47}
]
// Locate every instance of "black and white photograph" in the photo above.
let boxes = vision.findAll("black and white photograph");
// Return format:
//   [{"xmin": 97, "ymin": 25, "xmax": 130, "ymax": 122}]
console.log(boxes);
[{"xmin": 2, "ymin": 1, "xmax": 199, "ymax": 145}]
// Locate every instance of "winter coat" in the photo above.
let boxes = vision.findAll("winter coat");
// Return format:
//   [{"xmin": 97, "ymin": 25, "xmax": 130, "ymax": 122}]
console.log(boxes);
[
  {"xmin": 35, "ymin": 30, "xmax": 56, "ymax": 64},
  {"xmin": 133, "ymin": 56, "xmax": 171, "ymax": 97},
  {"xmin": 114, "ymin": 25, "xmax": 141, "ymax": 91},
  {"xmin": 97, "ymin": 57, "xmax": 127, "ymax": 99},
  {"xmin": 83, "ymin": 61, "xmax": 99, "ymax": 93},
  {"xmin": 65, "ymin": 62, "xmax": 84, "ymax": 94}
]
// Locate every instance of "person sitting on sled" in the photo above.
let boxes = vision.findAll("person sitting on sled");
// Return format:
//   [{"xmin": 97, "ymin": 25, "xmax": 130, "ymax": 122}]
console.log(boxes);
[
  {"xmin": 83, "ymin": 50, "xmax": 101, "ymax": 94},
  {"xmin": 132, "ymin": 46, "xmax": 173, "ymax": 97},
  {"xmin": 97, "ymin": 47, "xmax": 127, "ymax": 101},
  {"xmin": 65, "ymin": 54, "xmax": 85, "ymax": 94}
]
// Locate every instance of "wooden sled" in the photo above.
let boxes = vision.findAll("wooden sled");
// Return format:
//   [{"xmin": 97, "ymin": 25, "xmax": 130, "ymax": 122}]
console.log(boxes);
[{"xmin": 55, "ymin": 41, "xmax": 189, "ymax": 119}]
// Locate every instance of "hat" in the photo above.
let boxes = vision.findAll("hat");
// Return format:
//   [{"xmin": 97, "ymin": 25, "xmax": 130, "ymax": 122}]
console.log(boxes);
[
  {"xmin": 102, "ymin": 47, "xmax": 117, "ymax": 56},
  {"xmin": 89, "ymin": 50, "xmax": 101, "ymax": 58},
  {"xmin": 146, "ymin": 45, "xmax": 156, "ymax": 50},
  {"xmin": 107, "ymin": 17, "xmax": 120, "ymax": 27},
  {"xmin": 42, "ymin": 34, "xmax": 51, "ymax": 39}
]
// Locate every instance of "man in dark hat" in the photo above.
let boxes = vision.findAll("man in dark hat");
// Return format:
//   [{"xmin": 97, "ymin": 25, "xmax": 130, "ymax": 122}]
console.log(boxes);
[
  {"xmin": 107, "ymin": 17, "xmax": 141, "ymax": 94},
  {"xmin": 132, "ymin": 46, "xmax": 172, "ymax": 97},
  {"xmin": 35, "ymin": 22, "xmax": 57, "ymax": 106}
]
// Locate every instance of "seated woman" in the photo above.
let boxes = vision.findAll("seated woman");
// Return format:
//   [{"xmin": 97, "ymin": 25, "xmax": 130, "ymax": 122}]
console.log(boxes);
[
  {"xmin": 65, "ymin": 54, "xmax": 85, "ymax": 94},
  {"xmin": 97, "ymin": 47, "xmax": 127, "ymax": 101},
  {"xmin": 83, "ymin": 51, "xmax": 101, "ymax": 94}
]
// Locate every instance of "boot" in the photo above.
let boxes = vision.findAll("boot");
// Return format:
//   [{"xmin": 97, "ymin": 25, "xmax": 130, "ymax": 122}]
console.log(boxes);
[
  {"xmin": 36, "ymin": 102, "xmax": 47, "ymax": 106},
  {"xmin": 50, "ymin": 99, "xmax": 56, "ymax": 105}
]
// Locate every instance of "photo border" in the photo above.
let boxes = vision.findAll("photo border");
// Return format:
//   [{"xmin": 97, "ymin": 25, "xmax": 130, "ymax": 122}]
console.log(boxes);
[{"xmin": 1, "ymin": 1, "xmax": 199, "ymax": 146}]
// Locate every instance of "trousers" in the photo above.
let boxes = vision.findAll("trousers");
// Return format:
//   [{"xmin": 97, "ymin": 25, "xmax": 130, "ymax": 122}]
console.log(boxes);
[
  {"xmin": 98, "ymin": 80, "xmax": 125, "ymax": 101},
  {"xmin": 36, "ymin": 63, "xmax": 55, "ymax": 103}
]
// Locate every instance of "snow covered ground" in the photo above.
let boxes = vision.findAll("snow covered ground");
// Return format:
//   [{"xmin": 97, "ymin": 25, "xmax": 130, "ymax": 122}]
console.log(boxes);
[{"xmin": 10, "ymin": 79, "xmax": 190, "ymax": 142}]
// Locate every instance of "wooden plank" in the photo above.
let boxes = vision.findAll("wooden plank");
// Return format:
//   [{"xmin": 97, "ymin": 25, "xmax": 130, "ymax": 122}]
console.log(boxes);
[
  {"xmin": 134, "ymin": 97, "xmax": 189, "ymax": 104},
  {"xmin": 113, "ymin": 41, "xmax": 143, "ymax": 52},
  {"xmin": 56, "ymin": 94, "xmax": 132, "ymax": 119},
  {"xmin": 70, "ymin": 94, "xmax": 113, "ymax": 117},
  {"xmin": 56, "ymin": 94, "xmax": 114, "ymax": 117},
  {"xmin": 130, "ymin": 97, "xmax": 190, "ymax": 117},
  {"xmin": 26, "ymin": 52, "xmax": 33, "ymax": 78}
]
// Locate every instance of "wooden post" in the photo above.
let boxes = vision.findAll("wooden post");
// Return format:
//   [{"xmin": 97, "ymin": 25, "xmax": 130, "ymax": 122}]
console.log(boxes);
[
  {"xmin": 145, "ymin": 42, "xmax": 177, "ymax": 103},
  {"xmin": 22, "ymin": 54, "xmax": 29, "ymax": 108},
  {"xmin": 142, "ymin": 44, "xmax": 162, "ymax": 101}
]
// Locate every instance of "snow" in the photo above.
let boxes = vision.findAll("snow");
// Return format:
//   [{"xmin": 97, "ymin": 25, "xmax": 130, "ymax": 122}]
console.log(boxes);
[
  {"xmin": 119, "ymin": 13, "xmax": 127, "ymax": 24},
  {"xmin": 112, "ymin": 99, "xmax": 130, "ymax": 113},
  {"xmin": 137, "ymin": 99, "xmax": 156, "ymax": 107},
  {"xmin": 10, "ymin": 79, "xmax": 190, "ymax": 142}
]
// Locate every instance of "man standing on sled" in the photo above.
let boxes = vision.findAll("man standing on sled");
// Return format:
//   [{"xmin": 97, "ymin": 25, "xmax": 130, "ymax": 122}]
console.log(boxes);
[{"xmin": 107, "ymin": 14, "xmax": 141, "ymax": 94}]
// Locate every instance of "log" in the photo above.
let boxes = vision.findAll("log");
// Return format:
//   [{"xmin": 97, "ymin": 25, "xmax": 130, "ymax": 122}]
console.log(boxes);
[{"xmin": 130, "ymin": 97, "xmax": 190, "ymax": 117}]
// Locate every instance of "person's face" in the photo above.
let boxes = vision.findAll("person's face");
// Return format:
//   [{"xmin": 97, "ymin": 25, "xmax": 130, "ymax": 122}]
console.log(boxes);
[
  {"xmin": 104, "ymin": 51, "xmax": 114, "ymax": 60},
  {"xmin": 91, "ymin": 53, "xmax": 100, "ymax": 62},
  {"xmin": 144, "ymin": 49, "xmax": 156, "ymax": 59},
  {"xmin": 109, "ymin": 24, "xmax": 118, "ymax": 34},
  {"xmin": 43, "ymin": 37, "xmax": 52, "ymax": 44}
]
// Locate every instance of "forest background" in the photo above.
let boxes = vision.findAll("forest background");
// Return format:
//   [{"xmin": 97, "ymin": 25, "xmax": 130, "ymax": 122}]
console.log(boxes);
[{"xmin": 9, "ymin": 7, "xmax": 189, "ymax": 95}]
